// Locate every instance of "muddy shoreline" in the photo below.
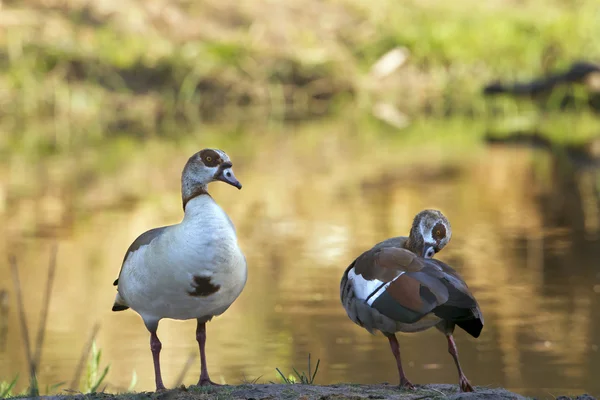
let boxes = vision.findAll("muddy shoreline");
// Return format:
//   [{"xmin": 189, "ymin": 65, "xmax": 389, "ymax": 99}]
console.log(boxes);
[{"xmin": 20, "ymin": 383, "xmax": 598, "ymax": 400}]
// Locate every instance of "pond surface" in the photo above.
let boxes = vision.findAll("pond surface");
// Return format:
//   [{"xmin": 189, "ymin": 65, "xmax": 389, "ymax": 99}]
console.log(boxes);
[{"xmin": 0, "ymin": 117, "xmax": 599, "ymax": 399}]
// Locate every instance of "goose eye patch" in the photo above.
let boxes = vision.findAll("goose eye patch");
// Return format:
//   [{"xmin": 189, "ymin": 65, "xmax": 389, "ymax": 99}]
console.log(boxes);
[
  {"xmin": 432, "ymin": 223, "xmax": 446, "ymax": 240},
  {"xmin": 199, "ymin": 149, "xmax": 221, "ymax": 167}
]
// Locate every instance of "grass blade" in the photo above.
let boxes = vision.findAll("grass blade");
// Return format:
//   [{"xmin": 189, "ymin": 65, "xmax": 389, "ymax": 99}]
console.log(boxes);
[
  {"xmin": 0, "ymin": 290, "xmax": 8, "ymax": 352},
  {"xmin": 275, "ymin": 368, "xmax": 290, "ymax": 384},
  {"xmin": 292, "ymin": 367, "xmax": 303, "ymax": 382},
  {"xmin": 9, "ymin": 255, "xmax": 38, "ymax": 397},
  {"xmin": 275, "ymin": 354, "xmax": 321, "ymax": 385},
  {"xmin": 127, "ymin": 370, "xmax": 138, "ymax": 392},
  {"xmin": 49, "ymin": 381, "xmax": 66, "ymax": 393},
  {"xmin": 33, "ymin": 244, "xmax": 58, "ymax": 369},
  {"xmin": 173, "ymin": 353, "xmax": 195, "ymax": 387},
  {"xmin": 310, "ymin": 358, "xmax": 320, "ymax": 384},
  {"xmin": 0, "ymin": 374, "xmax": 19, "ymax": 398},
  {"xmin": 70, "ymin": 323, "xmax": 100, "ymax": 390},
  {"xmin": 89, "ymin": 365, "xmax": 110, "ymax": 393}
]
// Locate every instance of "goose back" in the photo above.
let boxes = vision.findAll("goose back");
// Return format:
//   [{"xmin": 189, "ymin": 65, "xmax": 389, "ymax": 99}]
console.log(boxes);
[{"xmin": 341, "ymin": 241, "xmax": 483, "ymax": 337}]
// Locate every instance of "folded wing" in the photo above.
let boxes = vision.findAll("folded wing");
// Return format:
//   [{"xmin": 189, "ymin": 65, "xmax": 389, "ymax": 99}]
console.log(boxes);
[{"xmin": 354, "ymin": 247, "xmax": 483, "ymax": 338}]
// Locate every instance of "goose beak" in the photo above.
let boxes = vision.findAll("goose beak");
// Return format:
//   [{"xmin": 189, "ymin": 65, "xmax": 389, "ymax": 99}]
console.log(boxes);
[
  {"xmin": 216, "ymin": 166, "xmax": 242, "ymax": 189},
  {"xmin": 423, "ymin": 245, "xmax": 436, "ymax": 259}
]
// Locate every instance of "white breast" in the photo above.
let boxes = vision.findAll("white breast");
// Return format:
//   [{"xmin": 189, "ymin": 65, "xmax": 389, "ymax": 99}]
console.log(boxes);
[{"xmin": 118, "ymin": 195, "xmax": 247, "ymax": 325}]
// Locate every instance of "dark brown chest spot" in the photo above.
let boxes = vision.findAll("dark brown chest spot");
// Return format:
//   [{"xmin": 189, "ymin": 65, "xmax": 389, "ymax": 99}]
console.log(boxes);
[{"xmin": 188, "ymin": 275, "xmax": 221, "ymax": 297}]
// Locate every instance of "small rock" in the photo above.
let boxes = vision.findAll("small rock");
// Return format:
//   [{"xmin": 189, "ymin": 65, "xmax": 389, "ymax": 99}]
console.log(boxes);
[
  {"xmin": 558, "ymin": 396, "xmax": 598, "ymax": 400},
  {"xmin": 369, "ymin": 47, "xmax": 410, "ymax": 79},
  {"xmin": 372, "ymin": 102, "xmax": 410, "ymax": 129}
]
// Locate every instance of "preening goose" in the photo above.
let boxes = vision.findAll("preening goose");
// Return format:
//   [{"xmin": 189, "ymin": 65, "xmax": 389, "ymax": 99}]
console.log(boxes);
[
  {"xmin": 112, "ymin": 149, "xmax": 247, "ymax": 391},
  {"xmin": 340, "ymin": 210, "xmax": 483, "ymax": 392}
]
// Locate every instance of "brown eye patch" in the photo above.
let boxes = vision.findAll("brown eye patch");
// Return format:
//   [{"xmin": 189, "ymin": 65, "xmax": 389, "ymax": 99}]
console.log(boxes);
[
  {"xmin": 199, "ymin": 149, "xmax": 222, "ymax": 167},
  {"xmin": 432, "ymin": 223, "xmax": 446, "ymax": 241}
]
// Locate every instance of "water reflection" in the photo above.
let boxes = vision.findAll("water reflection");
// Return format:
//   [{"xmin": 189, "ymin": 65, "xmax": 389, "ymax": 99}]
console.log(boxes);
[{"xmin": 0, "ymin": 120, "xmax": 599, "ymax": 398}]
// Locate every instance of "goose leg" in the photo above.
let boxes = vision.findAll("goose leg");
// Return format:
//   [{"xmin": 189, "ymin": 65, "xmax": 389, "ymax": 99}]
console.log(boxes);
[
  {"xmin": 196, "ymin": 320, "xmax": 220, "ymax": 386},
  {"xmin": 446, "ymin": 334, "xmax": 473, "ymax": 392},
  {"xmin": 386, "ymin": 334, "xmax": 415, "ymax": 389},
  {"xmin": 149, "ymin": 331, "xmax": 166, "ymax": 391}
]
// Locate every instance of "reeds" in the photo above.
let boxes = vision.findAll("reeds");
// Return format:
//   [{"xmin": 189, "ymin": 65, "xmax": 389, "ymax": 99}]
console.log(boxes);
[
  {"xmin": 173, "ymin": 353, "xmax": 197, "ymax": 388},
  {"xmin": 69, "ymin": 323, "xmax": 100, "ymax": 390},
  {"xmin": 9, "ymin": 244, "xmax": 58, "ymax": 397},
  {"xmin": 7, "ymin": 245, "xmax": 111, "ymax": 396}
]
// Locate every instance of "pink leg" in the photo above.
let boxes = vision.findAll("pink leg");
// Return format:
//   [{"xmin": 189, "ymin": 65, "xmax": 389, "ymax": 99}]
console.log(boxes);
[
  {"xmin": 447, "ymin": 335, "xmax": 474, "ymax": 392},
  {"xmin": 387, "ymin": 334, "xmax": 415, "ymax": 389},
  {"xmin": 196, "ymin": 320, "xmax": 220, "ymax": 386},
  {"xmin": 150, "ymin": 331, "xmax": 166, "ymax": 391}
]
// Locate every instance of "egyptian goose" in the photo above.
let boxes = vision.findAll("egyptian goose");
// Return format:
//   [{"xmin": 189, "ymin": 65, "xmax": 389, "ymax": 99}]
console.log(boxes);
[
  {"xmin": 112, "ymin": 149, "xmax": 247, "ymax": 391},
  {"xmin": 340, "ymin": 210, "xmax": 483, "ymax": 392}
]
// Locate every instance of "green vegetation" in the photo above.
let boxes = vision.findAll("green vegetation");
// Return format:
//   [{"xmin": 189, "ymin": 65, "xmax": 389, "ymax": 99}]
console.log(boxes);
[
  {"xmin": 0, "ymin": 0, "xmax": 598, "ymax": 155},
  {"xmin": 3, "ymin": 251, "xmax": 116, "ymax": 398},
  {"xmin": 275, "ymin": 354, "xmax": 321, "ymax": 385},
  {"xmin": 0, "ymin": 375, "xmax": 20, "ymax": 398},
  {"xmin": 82, "ymin": 341, "xmax": 110, "ymax": 394},
  {"xmin": 0, "ymin": 375, "xmax": 67, "ymax": 398}
]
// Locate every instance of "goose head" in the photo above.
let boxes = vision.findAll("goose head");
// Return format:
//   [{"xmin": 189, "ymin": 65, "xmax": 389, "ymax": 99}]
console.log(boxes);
[
  {"xmin": 181, "ymin": 149, "xmax": 241, "ymax": 208},
  {"xmin": 406, "ymin": 209, "xmax": 451, "ymax": 258}
]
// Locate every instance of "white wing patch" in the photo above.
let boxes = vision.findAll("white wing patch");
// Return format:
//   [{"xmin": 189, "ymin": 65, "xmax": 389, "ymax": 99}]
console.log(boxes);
[
  {"xmin": 348, "ymin": 268, "xmax": 406, "ymax": 306},
  {"xmin": 366, "ymin": 281, "xmax": 391, "ymax": 306}
]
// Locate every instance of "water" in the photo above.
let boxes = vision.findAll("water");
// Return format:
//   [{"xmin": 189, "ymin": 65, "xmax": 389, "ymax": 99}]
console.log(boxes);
[{"xmin": 0, "ymin": 117, "xmax": 599, "ymax": 398}]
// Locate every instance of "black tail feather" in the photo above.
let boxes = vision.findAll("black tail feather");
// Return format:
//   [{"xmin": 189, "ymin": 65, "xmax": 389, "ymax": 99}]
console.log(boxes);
[
  {"xmin": 433, "ymin": 304, "xmax": 484, "ymax": 338},
  {"xmin": 456, "ymin": 318, "xmax": 483, "ymax": 338}
]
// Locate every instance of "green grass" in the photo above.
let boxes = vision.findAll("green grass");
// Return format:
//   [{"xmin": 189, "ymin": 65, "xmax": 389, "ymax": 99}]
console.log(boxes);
[
  {"xmin": 0, "ymin": 327, "xmax": 126, "ymax": 398},
  {"xmin": 240, "ymin": 375, "xmax": 263, "ymax": 385},
  {"xmin": 82, "ymin": 341, "xmax": 110, "ymax": 394},
  {"xmin": 275, "ymin": 354, "xmax": 321, "ymax": 385},
  {"xmin": 0, "ymin": 0, "xmax": 598, "ymax": 155},
  {"xmin": 0, "ymin": 375, "xmax": 68, "ymax": 398},
  {"xmin": 0, "ymin": 375, "xmax": 20, "ymax": 398},
  {"xmin": 4, "ymin": 251, "xmax": 117, "ymax": 397}
]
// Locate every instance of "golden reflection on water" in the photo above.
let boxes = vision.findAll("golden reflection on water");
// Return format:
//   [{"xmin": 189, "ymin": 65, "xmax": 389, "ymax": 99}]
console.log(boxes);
[{"xmin": 0, "ymin": 121, "xmax": 599, "ymax": 398}]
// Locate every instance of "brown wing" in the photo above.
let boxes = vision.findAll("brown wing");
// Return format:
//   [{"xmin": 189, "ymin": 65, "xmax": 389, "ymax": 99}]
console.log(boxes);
[
  {"xmin": 358, "ymin": 247, "xmax": 451, "ymax": 323},
  {"xmin": 353, "ymin": 237, "xmax": 412, "ymax": 281},
  {"xmin": 112, "ymin": 226, "xmax": 170, "ymax": 286},
  {"xmin": 355, "ymin": 246, "xmax": 483, "ymax": 337}
]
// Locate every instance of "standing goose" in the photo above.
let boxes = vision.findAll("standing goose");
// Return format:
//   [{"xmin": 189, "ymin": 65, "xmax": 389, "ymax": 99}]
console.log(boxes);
[
  {"xmin": 112, "ymin": 149, "xmax": 247, "ymax": 391},
  {"xmin": 340, "ymin": 210, "xmax": 483, "ymax": 392}
]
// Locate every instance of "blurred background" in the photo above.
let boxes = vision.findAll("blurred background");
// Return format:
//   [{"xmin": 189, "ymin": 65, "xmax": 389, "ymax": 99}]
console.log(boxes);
[{"xmin": 0, "ymin": 0, "xmax": 599, "ymax": 398}]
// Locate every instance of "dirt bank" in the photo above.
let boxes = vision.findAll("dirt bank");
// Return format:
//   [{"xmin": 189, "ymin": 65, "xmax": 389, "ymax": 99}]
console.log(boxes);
[{"xmin": 18, "ymin": 383, "xmax": 598, "ymax": 400}]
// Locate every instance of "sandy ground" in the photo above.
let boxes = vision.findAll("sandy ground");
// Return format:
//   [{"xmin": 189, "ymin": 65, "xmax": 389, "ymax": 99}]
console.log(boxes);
[{"xmin": 20, "ymin": 383, "xmax": 598, "ymax": 400}]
